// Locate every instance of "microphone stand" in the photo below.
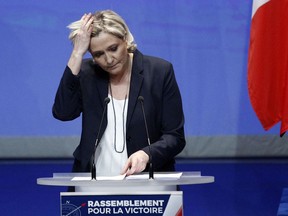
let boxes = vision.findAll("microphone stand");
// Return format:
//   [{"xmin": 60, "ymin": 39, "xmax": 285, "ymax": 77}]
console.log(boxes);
[
  {"xmin": 91, "ymin": 139, "xmax": 99, "ymax": 180},
  {"xmin": 147, "ymin": 138, "xmax": 154, "ymax": 180},
  {"xmin": 91, "ymin": 97, "xmax": 110, "ymax": 180},
  {"xmin": 138, "ymin": 96, "xmax": 154, "ymax": 179}
]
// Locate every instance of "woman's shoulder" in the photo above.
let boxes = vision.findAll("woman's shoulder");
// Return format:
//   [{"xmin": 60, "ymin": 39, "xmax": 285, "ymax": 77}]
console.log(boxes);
[{"xmin": 135, "ymin": 49, "xmax": 173, "ymax": 70}]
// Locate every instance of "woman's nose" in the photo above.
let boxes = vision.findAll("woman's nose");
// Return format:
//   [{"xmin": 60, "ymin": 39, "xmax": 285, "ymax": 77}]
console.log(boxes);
[{"xmin": 105, "ymin": 53, "xmax": 113, "ymax": 64}]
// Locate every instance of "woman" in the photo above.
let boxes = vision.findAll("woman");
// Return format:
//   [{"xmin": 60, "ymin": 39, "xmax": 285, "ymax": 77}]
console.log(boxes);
[{"xmin": 53, "ymin": 10, "xmax": 186, "ymax": 177}]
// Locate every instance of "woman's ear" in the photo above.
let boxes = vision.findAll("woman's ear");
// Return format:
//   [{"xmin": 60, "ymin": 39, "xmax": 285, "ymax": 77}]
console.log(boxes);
[{"xmin": 125, "ymin": 39, "xmax": 129, "ymax": 51}]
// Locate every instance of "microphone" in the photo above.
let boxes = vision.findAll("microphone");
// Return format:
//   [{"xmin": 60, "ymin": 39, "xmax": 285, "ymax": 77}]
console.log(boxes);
[
  {"xmin": 91, "ymin": 97, "xmax": 110, "ymax": 180},
  {"xmin": 138, "ymin": 96, "xmax": 154, "ymax": 179}
]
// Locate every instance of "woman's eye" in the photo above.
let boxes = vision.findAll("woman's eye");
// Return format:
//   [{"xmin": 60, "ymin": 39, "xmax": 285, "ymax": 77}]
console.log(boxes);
[
  {"xmin": 110, "ymin": 46, "xmax": 118, "ymax": 52},
  {"xmin": 93, "ymin": 52, "xmax": 103, "ymax": 58}
]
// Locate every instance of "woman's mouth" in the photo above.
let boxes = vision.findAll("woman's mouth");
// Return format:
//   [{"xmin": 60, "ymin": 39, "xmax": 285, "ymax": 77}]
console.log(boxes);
[{"xmin": 107, "ymin": 63, "xmax": 118, "ymax": 70}]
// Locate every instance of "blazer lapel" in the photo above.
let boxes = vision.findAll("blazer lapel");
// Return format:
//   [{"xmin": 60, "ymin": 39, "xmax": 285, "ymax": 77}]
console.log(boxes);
[
  {"xmin": 127, "ymin": 50, "xmax": 144, "ymax": 128},
  {"xmin": 94, "ymin": 66, "xmax": 109, "ymax": 108}
]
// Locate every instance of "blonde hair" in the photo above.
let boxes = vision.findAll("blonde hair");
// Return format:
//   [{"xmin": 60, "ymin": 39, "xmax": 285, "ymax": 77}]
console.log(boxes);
[{"xmin": 67, "ymin": 10, "xmax": 137, "ymax": 52}]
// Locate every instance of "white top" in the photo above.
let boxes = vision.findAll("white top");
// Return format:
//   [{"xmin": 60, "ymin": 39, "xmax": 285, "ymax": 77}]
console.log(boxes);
[{"xmin": 94, "ymin": 95, "xmax": 128, "ymax": 176}]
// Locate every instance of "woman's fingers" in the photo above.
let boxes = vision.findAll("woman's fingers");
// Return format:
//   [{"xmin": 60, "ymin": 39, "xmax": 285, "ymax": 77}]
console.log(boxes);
[
  {"xmin": 81, "ymin": 13, "xmax": 94, "ymax": 31},
  {"xmin": 121, "ymin": 150, "xmax": 149, "ymax": 176}
]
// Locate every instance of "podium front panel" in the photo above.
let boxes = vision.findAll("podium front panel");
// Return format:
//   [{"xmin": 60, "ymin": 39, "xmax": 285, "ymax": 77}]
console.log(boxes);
[{"xmin": 60, "ymin": 191, "xmax": 183, "ymax": 216}]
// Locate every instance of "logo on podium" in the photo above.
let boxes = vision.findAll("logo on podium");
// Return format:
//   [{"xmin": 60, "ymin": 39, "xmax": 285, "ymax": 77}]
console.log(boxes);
[{"xmin": 61, "ymin": 202, "xmax": 86, "ymax": 216}]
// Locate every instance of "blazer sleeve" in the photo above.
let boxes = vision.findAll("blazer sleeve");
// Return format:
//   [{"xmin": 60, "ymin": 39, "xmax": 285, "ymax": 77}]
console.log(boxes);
[
  {"xmin": 52, "ymin": 66, "xmax": 82, "ymax": 121},
  {"xmin": 142, "ymin": 62, "xmax": 186, "ymax": 170}
]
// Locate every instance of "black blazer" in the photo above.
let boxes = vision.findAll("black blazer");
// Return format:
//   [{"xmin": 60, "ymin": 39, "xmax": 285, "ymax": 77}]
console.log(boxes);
[{"xmin": 53, "ymin": 49, "xmax": 186, "ymax": 172}]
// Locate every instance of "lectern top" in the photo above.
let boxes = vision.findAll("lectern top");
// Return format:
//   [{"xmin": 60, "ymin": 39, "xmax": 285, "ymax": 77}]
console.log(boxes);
[{"xmin": 37, "ymin": 171, "xmax": 214, "ymax": 187}]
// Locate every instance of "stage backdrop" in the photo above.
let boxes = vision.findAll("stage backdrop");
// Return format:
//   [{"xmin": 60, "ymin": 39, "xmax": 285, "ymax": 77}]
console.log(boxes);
[{"xmin": 1, "ymin": 0, "xmax": 287, "ymax": 158}]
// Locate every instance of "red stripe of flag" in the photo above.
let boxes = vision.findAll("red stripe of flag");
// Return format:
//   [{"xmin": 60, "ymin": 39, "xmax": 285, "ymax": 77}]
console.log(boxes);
[{"xmin": 248, "ymin": 0, "xmax": 288, "ymax": 136}]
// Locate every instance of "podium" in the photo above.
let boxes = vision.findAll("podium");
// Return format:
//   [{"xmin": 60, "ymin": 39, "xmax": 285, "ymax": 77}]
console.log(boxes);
[{"xmin": 37, "ymin": 172, "xmax": 214, "ymax": 215}]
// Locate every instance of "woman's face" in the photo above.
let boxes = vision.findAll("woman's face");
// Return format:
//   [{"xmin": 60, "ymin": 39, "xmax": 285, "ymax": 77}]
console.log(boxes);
[{"xmin": 89, "ymin": 32, "xmax": 129, "ymax": 77}]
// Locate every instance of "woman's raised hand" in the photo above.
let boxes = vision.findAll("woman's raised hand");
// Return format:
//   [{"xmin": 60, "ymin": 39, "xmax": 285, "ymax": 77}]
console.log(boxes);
[
  {"xmin": 73, "ymin": 13, "xmax": 94, "ymax": 57},
  {"xmin": 68, "ymin": 13, "xmax": 94, "ymax": 75}
]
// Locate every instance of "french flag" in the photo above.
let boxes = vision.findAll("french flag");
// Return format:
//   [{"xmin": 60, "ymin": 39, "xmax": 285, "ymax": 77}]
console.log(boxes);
[{"xmin": 248, "ymin": 0, "xmax": 288, "ymax": 136}]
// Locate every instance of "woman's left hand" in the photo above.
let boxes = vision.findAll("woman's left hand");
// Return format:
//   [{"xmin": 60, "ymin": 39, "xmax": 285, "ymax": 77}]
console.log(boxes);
[{"xmin": 121, "ymin": 150, "xmax": 149, "ymax": 176}]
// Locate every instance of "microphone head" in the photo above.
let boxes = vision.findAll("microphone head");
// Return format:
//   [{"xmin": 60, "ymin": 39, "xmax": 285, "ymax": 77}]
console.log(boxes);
[
  {"xmin": 138, "ymin": 96, "xmax": 144, "ymax": 102},
  {"xmin": 104, "ymin": 97, "xmax": 110, "ymax": 104}
]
